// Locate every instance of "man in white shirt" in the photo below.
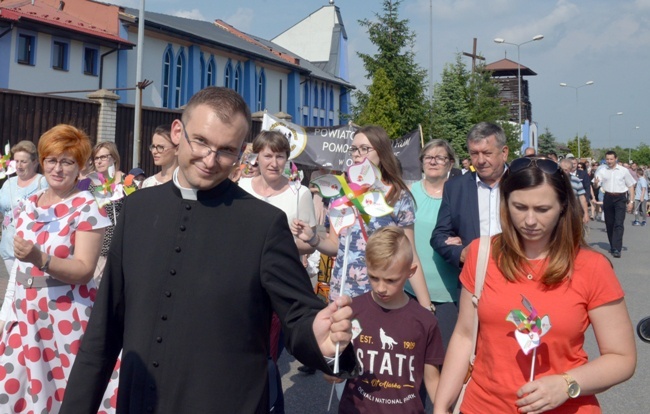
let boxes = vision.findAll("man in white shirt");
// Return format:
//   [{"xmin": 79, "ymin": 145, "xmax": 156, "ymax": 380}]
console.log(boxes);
[{"xmin": 594, "ymin": 151, "xmax": 636, "ymax": 258}]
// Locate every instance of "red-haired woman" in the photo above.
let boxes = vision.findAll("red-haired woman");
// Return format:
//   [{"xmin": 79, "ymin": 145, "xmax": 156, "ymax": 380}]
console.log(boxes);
[{"xmin": 0, "ymin": 124, "xmax": 118, "ymax": 413}]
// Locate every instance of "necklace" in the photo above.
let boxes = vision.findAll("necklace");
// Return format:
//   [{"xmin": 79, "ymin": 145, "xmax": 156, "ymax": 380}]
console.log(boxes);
[
  {"xmin": 422, "ymin": 180, "xmax": 444, "ymax": 197},
  {"xmin": 524, "ymin": 258, "xmax": 546, "ymax": 280}
]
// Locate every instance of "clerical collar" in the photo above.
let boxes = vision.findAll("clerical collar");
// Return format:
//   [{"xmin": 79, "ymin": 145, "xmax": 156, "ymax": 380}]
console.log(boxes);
[{"xmin": 172, "ymin": 168, "xmax": 198, "ymax": 200}]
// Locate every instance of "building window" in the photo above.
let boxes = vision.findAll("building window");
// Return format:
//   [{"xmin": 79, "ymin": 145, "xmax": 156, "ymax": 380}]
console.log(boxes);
[
  {"xmin": 320, "ymin": 84, "xmax": 325, "ymax": 109},
  {"xmin": 200, "ymin": 55, "xmax": 206, "ymax": 89},
  {"xmin": 17, "ymin": 34, "xmax": 35, "ymax": 65},
  {"xmin": 303, "ymin": 82, "xmax": 309, "ymax": 106},
  {"xmin": 329, "ymin": 87, "xmax": 334, "ymax": 111},
  {"xmin": 256, "ymin": 70, "xmax": 266, "ymax": 111},
  {"xmin": 224, "ymin": 61, "xmax": 232, "ymax": 88},
  {"xmin": 303, "ymin": 115, "xmax": 308, "ymax": 126},
  {"xmin": 207, "ymin": 58, "xmax": 216, "ymax": 86},
  {"xmin": 83, "ymin": 46, "xmax": 99, "ymax": 76},
  {"xmin": 174, "ymin": 52, "xmax": 185, "ymax": 108},
  {"xmin": 313, "ymin": 84, "xmax": 319, "ymax": 108},
  {"xmin": 234, "ymin": 63, "xmax": 242, "ymax": 94},
  {"xmin": 162, "ymin": 48, "xmax": 173, "ymax": 108},
  {"xmin": 52, "ymin": 39, "xmax": 69, "ymax": 70}
]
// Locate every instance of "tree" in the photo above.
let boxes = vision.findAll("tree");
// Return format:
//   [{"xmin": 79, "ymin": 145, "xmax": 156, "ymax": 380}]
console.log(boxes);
[
  {"xmin": 351, "ymin": 0, "xmax": 429, "ymax": 138},
  {"xmin": 430, "ymin": 54, "xmax": 517, "ymax": 160},
  {"xmin": 631, "ymin": 143, "xmax": 650, "ymax": 166},
  {"xmin": 566, "ymin": 134, "xmax": 592, "ymax": 159},
  {"xmin": 355, "ymin": 68, "xmax": 401, "ymax": 138},
  {"xmin": 537, "ymin": 127, "xmax": 559, "ymax": 156}
]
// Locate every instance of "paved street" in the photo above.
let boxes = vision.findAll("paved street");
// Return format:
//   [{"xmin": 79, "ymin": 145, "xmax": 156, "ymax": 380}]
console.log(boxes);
[{"xmin": 279, "ymin": 216, "xmax": 650, "ymax": 413}]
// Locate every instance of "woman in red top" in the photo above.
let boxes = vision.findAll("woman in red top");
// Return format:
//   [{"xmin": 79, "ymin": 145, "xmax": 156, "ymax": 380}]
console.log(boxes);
[{"xmin": 434, "ymin": 157, "xmax": 636, "ymax": 414}]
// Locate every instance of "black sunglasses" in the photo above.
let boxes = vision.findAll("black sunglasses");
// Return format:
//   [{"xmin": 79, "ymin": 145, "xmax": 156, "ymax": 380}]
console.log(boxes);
[{"xmin": 509, "ymin": 157, "xmax": 560, "ymax": 175}]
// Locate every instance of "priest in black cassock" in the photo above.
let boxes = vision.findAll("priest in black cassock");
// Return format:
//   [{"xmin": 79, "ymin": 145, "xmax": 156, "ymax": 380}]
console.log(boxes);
[{"xmin": 60, "ymin": 87, "xmax": 356, "ymax": 414}]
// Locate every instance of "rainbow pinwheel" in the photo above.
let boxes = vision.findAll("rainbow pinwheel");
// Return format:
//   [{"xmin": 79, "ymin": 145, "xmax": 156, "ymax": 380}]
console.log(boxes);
[
  {"xmin": 87, "ymin": 165, "xmax": 124, "ymax": 207},
  {"xmin": 506, "ymin": 295, "xmax": 551, "ymax": 380},
  {"xmin": 310, "ymin": 158, "xmax": 393, "ymax": 235},
  {"xmin": 0, "ymin": 154, "xmax": 16, "ymax": 179}
]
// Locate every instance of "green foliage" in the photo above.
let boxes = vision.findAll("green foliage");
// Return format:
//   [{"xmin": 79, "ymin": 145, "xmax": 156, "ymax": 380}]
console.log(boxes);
[
  {"xmin": 499, "ymin": 121, "xmax": 523, "ymax": 162},
  {"xmin": 430, "ymin": 54, "xmax": 514, "ymax": 160},
  {"xmin": 566, "ymin": 134, "xmax": 592, "ymax": 159},
  {"xmin": 351, "ymin": 0, "xmax": 429, "ymax": 137},
  {"xmin": 355, "ymin": 68, "xmax": 401, "ymax": 138},
  {"xmin": 631, "ymin": 143, "xmax": 650, "ymax": 165},
  {"xmin": 537, "ymin": 127, "xmax": 559, "ymax": 156}
]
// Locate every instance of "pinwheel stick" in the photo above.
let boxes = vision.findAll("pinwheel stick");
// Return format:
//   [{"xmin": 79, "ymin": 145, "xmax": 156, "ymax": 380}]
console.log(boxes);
[
  {"xmin": 296, "ymin": 185, "xmax": 299, "ymax": 221},
  {"xmin": 333, "ymin": 230, "xmax": 351, "ymax": 373},
  {"xmin": 327, "ymin": 230, "xmax": 352, "ymax": 411},
  {"xmin": 529, "ymin": 348, "xmax": 537, "ymax": 382}
]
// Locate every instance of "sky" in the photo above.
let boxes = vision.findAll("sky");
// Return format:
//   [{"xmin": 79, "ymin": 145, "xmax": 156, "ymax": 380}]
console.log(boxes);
[{"xmin": 109, "ymin": 0, "xmax": 650, "ymax": 152}]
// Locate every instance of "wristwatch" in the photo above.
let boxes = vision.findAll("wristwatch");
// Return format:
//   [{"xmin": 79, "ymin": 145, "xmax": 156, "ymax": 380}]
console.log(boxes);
[{"xmin": 561, "ymin": 372, "xmax": 581, "ymax": 398}]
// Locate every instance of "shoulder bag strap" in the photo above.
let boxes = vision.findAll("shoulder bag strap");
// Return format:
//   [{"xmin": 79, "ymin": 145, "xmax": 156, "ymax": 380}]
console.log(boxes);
[
  {"xmin": 469, "ymin": 236, "xmax": 490, "ymax": 363},
  {"xmin": 452, "ymin": 235, "xmax": 491, "ymax": 414}
]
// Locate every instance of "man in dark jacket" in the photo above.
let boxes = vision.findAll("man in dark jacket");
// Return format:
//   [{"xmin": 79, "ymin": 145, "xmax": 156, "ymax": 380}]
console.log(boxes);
[{"xmin": 61, "ymin": 87, "xmax": 355, "ymax": 414}]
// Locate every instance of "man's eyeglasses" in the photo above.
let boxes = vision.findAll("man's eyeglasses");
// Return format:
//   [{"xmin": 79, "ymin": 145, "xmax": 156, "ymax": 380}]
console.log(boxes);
[
  {"xmin": 509, "ymin": 157, "xmax": 560, "ymax": 175},
  {"xmin": 180, "ymin": 121, "xmax": 240, "ymax": 166},
  {"xmin": 422, "ymin": 155, "xmax": 449, "ymax": 165},
  {"xmin": 44, "ymin": 158, "xmax": 77, "ymax": 169},
  {"xmin": 93, "ymin": 154, "xmax": 112, "ymax": 162},
  {"xmin": 149, "ymin": 144, "xmax": 175, "ymax": 153},
  {"xmin": 348, "ymin": 146, "xmax": 375, "ymax": 156}
]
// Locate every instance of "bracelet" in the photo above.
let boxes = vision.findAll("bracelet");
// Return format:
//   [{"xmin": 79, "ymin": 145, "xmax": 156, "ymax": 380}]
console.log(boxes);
[
  {"xmin": 39, "ymin": 254, "xmax": 51, "ymax": 272},
  {"xmin": 307, "ymin": 233, "xmax": 320, "ymax": 247}
]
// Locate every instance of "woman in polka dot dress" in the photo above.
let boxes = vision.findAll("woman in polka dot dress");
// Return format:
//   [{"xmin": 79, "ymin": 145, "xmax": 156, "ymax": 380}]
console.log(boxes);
[{"xmin": 0, "ymin": 125, "xmax": 119, "ymax": 414}]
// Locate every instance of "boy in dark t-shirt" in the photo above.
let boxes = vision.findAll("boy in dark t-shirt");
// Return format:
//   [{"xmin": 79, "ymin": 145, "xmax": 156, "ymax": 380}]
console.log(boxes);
[{"xmin": 332, "ymin": 227, "xmax": 444, "ymax": 413}]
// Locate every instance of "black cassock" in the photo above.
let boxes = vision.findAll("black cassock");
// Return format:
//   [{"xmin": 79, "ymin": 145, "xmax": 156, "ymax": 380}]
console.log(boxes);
[{"xmin": 61, "ymin": 179, "xmax": 355, "ymax": 413}]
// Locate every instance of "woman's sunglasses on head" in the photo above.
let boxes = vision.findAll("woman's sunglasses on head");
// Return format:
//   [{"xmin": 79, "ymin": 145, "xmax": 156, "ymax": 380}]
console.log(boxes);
[{"xmin": 509, "ymin": 157, "xmax": 560, "ymax": 175}]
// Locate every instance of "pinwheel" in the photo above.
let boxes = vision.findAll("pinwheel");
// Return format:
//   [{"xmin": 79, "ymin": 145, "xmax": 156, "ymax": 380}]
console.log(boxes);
[
  {"xmin": 87, "ymin": 164, "xmax": 124, "ymax": 208},
  {"xmin": 284, "ymin": 161, "xmax": 304, "ymax": 219},
  {"xmin": 311, "ymin": 158, "xmax": 393, "ymax": 236},
  {"xmin": 0, "ymin": 153, "xmax": 16, "ymax": 179},
  {"xmin": 506, "ymin": 295, "xmax": 552, "ymax": 381}
]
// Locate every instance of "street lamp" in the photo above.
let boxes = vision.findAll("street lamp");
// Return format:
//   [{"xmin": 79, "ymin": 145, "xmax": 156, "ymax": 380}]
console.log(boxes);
[
  {"xmin": 608, "ymin": 112, "xmax": 623, "ymax": 145},
  {"xmin": 494, "ymin": 34, "xmax": 544, "ymax": 127},
  {"xmin": 630, "ymin": 126, "xmax": 640, "ymax": 163},
  {"xmin": 560, "ymin": 81, "xmax": 595, "ymax": 159}
]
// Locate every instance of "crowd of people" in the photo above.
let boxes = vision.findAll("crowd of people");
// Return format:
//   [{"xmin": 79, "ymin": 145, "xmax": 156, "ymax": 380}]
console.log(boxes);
[{"xmin": 0, "ymin": 86, "xmax": 638, "ymax": 414}]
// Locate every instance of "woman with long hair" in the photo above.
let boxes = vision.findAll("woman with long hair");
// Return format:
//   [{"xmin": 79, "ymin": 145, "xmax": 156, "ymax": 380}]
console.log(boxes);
[
  {"xmin": 292, "ymin": 125, "xmax": 431, "ymax": 307},
  {"xmin": 141, "ymin": 124, "xmax": 178, "ymax": 188},
  {"xmin": 434, "ymin": 157, "xmax": 636, "ymax": 414}
]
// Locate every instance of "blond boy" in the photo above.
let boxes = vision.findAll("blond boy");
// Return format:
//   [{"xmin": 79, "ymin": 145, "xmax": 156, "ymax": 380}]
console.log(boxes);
[{"xmin": 335, "ymin": 226, "xmax": 444, "ymax": 413}]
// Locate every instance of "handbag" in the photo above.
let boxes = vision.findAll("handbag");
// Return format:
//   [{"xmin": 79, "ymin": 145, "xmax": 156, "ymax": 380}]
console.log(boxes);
[{"xmin": 452, "ymin": 236, "xmax": 491, "ymax": 414}]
